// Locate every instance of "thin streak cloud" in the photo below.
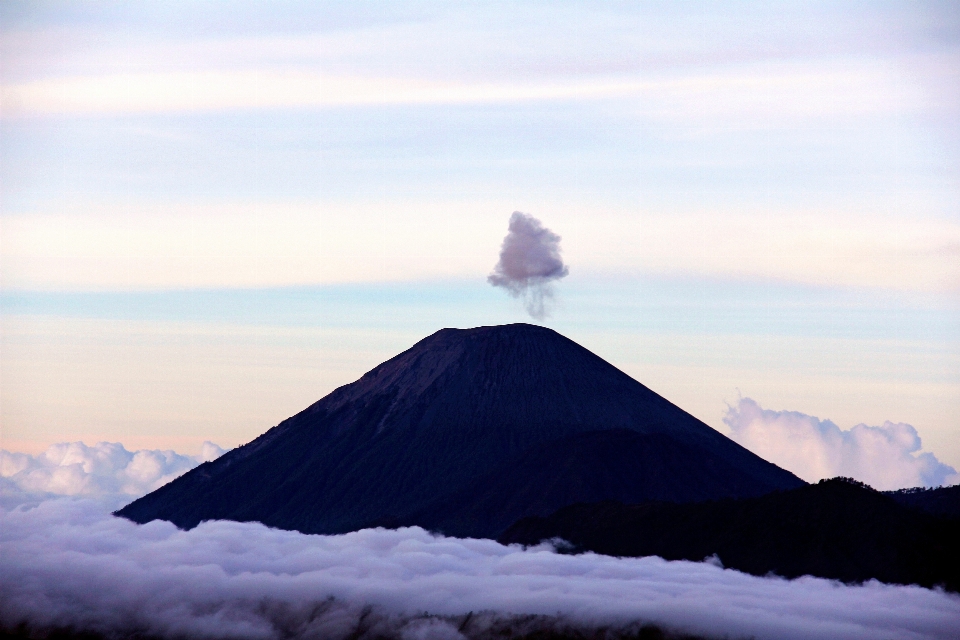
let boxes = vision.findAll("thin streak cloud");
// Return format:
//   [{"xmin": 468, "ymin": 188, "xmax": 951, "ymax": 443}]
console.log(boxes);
[
  {"xmin": 0, "ymin": 60, "xmax": 935, "ymax": 121},
  {"xmin": 0, "ymin": 71, "xmax": 645, "ymax": 117},
  {"xmin": 4, "ymin": 206, "xmax": 956, "ymax": 292}
]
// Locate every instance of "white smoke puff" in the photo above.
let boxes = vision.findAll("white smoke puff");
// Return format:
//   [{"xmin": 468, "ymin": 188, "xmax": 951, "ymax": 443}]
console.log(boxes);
[
  {"xmin": 2, "ymin": 498, "xmax": 959, "ymax": 640},
  {"xmin": 0, "ymin": 441, "xmax": 227, "ymax": 506},
  {"xmin": 723, "ymin": 398, "xmax": 959, "ymax": 490},
  {"xmin": 488, "ymin": 212, "xmax": 569, "ymax": 320}
]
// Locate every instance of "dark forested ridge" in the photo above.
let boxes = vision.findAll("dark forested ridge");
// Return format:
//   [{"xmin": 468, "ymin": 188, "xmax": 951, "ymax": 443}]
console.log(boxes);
[
  {"xmin": 116, "ymin": 324, "xmax": 803, "ymax": 537},
  {"xmin": 499, "ymin": 478, "xmax": 960, "ymax": 591},
  {"xmin": 886, "ymin": 484, "xmax": 960, "ymax": 520}
]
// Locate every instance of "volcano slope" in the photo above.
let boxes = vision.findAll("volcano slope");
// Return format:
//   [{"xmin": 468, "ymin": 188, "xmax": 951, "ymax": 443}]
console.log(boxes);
[{"xmin": 117, "ymin": 324, "xmax": 803, "ymax": 538}]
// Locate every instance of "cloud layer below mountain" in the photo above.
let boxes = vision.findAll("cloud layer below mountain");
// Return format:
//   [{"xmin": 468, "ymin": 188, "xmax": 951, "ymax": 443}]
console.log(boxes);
[
  {"xmin": 724, "ymin": 398, "xmax": 959, "ymax": 490},
  {"xmin": 2, "ymin": 498, "xmax": 959, "ymax": 640}
]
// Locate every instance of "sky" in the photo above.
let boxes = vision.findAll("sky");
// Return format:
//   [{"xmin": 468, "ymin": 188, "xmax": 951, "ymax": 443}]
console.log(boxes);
[{"xmin": 1, "ymin": 1, "xmax": 959, "ymax": 484}]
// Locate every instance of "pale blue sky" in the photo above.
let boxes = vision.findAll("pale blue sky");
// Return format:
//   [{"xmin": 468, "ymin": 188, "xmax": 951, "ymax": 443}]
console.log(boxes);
[{"xmin": 1, "ymin": 2, "xmax": 958, "ymax": 469}]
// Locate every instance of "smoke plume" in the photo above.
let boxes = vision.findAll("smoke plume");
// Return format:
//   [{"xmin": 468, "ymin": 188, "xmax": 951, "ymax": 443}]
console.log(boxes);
[
  {"xmin": 2, "ymin": 498, "xmax": 959, "ymax": 640},
  {"xmin": 724, "ymin": 398, "xmax": 959, "ymax": 490},
  {"xmin": 488, "ymin": 212, "xmax": 569, "ymax": 319}
]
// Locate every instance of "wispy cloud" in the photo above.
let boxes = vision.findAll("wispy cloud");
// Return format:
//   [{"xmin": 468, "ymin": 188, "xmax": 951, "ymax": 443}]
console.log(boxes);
[
  {"xmin": 4, "ymin": 205, "xmax": 956, "ymax": 292},
  {"xmin": 0, "ymin": 61, "xmax": 937, "ymax": 122},
  {"xmin": 0, "ymin": 71, "xmax": 651, "ymax": 117}
]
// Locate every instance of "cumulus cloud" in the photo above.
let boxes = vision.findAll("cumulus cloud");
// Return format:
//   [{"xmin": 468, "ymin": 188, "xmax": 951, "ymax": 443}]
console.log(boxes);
[
  {"xmin": 2, "ymin": 499, "xmax": 959, "ymax": 640},
  {"xmin": 488, "ymin": 212, "xmax": 569, "ymax": 320},
  {"xmin": 724, "ymin": 398, "xmax": 959, "ymax": 490},
  {"xmin": 0, "ymin": 441, "xmax": 226, "ymax": 507}
]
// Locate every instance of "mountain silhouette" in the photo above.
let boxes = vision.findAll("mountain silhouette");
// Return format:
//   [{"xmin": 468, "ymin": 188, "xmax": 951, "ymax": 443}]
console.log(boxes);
[{"xmin": 117, "ymin": 323, "xmax": 803, "ymax": 537}]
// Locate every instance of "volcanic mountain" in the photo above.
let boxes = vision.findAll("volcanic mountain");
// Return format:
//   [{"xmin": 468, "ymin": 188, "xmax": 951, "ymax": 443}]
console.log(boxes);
[{"xmin": 117, "ymin": 323, "xmax": 804, "ymax": 537}]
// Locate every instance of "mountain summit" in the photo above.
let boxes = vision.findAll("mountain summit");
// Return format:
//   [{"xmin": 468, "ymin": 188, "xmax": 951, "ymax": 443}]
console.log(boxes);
[{"xmin": 117, "ymin": 323, "xmax": 803, "ymax": 537}]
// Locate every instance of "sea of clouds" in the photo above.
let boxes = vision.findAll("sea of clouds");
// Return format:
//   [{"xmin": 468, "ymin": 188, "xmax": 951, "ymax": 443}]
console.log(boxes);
[
  {"xmin": 2, "ymin": 438, "xmax": 960, "ymax": 639},
  {"xmin": 724, "ymin": 398, "xmax": 960, "ymax": 490},
  {"xmin": 3, "ymin": 498, "xmax": 960, "ymax": 640}
]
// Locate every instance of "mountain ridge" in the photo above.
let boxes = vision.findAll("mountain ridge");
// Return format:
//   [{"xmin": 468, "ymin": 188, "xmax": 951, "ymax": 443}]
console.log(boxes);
[{"xmin": 499, "ymin": 477, "xmax": 960, "ymax": 591}]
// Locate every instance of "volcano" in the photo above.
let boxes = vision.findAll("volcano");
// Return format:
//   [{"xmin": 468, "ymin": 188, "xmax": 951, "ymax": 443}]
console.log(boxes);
[{"xmin": 117, "ymin": 323, "xmax": 804, "ymax": 537}]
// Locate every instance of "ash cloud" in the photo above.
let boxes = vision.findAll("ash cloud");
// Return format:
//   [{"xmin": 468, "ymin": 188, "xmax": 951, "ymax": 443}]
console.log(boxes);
[
  {"xmin": 488, "ymin": 212, "xmax": 569, "ymax": 320},
  {"xmin": 724, "ymin": 398, "xmax": 959, "ymax": 490},
  {"xmin": 0, "ymin": 441, "xmax": 226, "ymax": 508},
  {"xmin": 2, "ymin": 497, "xmax": 959, "ymax": 640}
]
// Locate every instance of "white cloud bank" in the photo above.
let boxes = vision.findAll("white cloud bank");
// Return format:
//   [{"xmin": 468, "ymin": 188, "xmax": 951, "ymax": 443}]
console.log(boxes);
[
  {"xmin": 724, "ymin": 398, "xmax": 960, "ymax": 490},
  {"xmin": 0, "ymin": 441, "xmax": 225, "ymax": 507},
  {"xmin": 2, "ymin": 498, "xmax": 959, "ymax": 640}
]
